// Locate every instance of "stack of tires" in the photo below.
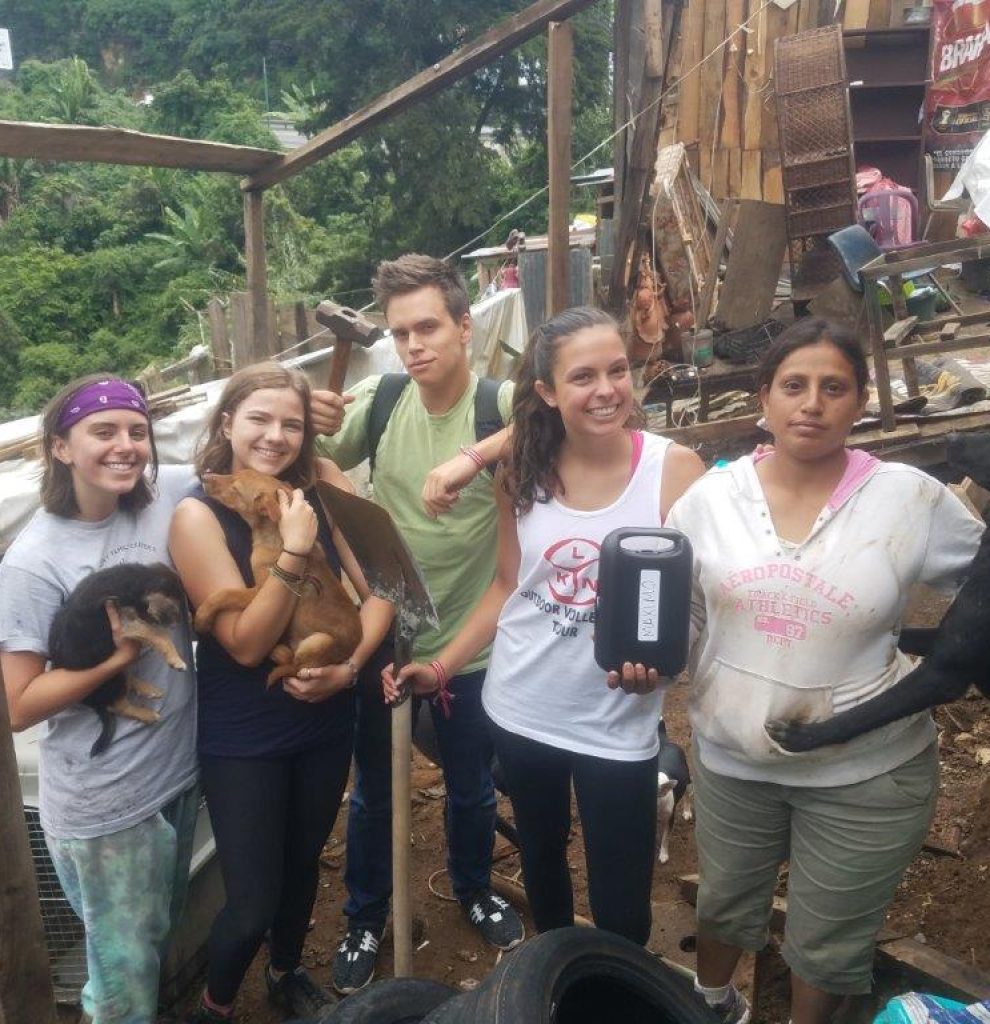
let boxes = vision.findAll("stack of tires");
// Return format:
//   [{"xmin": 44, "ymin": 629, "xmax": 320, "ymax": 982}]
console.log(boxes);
[{"xmin": 295, "ymin": 927, "xmax": 718, "ymax": 1024}]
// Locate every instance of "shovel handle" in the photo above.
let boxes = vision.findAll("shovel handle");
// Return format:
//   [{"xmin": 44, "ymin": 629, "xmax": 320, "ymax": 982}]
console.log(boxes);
[{"xmin": 391, "ymin": 631, "xmax": 414, "ymax": 976}]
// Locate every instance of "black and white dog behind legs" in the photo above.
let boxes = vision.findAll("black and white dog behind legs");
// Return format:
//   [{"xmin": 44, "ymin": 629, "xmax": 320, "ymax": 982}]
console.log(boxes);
[{"xmin": 657, "ymin": 719, "xmax": 692, "ymax": 864}]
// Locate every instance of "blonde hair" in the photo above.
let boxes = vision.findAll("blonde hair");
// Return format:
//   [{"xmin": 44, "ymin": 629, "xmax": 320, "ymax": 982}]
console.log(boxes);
[{"xmin": 195, "ymin": 362, "xmax": 317, "ymax": 489}]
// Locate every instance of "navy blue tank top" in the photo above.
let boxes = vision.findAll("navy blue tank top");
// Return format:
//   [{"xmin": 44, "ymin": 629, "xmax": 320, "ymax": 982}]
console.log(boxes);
[{"xmin": 193, "ymin": 483, "xmax": 355, "ymax": 758}]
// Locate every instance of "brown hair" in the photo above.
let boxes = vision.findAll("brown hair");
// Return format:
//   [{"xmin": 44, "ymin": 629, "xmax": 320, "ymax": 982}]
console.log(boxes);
[
  {"xmin": 757, "ymin": 317, "xmax": 869, "ymax": 395},
  {"xmin": 503, "ymin": 306, "xmax": 628, "ymax": 514},
  {"xmin": 372, "ymin": 253, "xmax": 470, "ymax": 322},
  {"xmin": 41, "ymin": 373, "xmax": 158, "ymax": 518},
  {"xmin": 194, "ymin": 362, "xmax": 317, "ymax": 489}
]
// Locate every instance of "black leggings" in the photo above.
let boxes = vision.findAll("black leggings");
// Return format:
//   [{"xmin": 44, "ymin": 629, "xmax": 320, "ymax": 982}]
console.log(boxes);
[
  {"xmin": 492, "ymin": 723, "xmax": 658, "ymax": 945},
  {"xmin": 200, "ymin": 739, "xmax": 352, "ymax": 1004}
]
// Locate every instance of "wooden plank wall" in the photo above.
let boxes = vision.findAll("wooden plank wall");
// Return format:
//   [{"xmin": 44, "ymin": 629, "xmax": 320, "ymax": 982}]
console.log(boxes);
[{"xmin": 671, "ymin": 0, "xmax": 914, "ymax": 202}]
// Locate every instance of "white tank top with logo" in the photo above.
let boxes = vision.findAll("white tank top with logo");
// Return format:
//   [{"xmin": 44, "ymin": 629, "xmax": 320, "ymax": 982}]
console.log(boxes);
[{"xmin": 482, "ymin": 430, "xmax": 673, "ymax": 761}]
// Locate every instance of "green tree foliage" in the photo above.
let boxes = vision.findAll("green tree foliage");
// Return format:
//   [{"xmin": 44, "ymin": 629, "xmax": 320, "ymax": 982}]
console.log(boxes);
[{"xmin": 0, "ymin": 2, "xmax": 614, "ymax": 413}]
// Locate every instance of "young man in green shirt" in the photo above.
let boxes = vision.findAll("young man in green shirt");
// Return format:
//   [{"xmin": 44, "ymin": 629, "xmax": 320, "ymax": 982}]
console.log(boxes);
[{"xmin": 312, "ymin": 254, "xmax": 523, "ymax": 994}]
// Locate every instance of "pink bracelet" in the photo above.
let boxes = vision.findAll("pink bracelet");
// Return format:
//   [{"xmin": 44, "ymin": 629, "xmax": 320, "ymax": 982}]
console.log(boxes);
[
  {"xmin": 430, "ymin": 659, "xmax": 455, "ymax": 719},
  {"xmin": 458, "ymin": 445, "xmax": 485, "ymax": 470}
]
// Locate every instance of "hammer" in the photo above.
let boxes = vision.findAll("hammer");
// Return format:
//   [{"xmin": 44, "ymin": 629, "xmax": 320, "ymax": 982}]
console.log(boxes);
[{"xmin": 315, "ymin": 301, "xmax": 385, "ymax": 393}]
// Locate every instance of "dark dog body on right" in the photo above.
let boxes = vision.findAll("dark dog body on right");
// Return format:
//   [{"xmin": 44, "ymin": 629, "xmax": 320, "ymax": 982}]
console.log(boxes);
[{"xmin": 767, "ymin": 432, "xmax": 990, "ymax": 753}]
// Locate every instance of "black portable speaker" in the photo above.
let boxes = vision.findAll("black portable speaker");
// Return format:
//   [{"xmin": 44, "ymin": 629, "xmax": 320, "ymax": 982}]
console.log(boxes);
[{"xmin": 594, "ymin": 527, "xmax": 693, "ymax": 676}]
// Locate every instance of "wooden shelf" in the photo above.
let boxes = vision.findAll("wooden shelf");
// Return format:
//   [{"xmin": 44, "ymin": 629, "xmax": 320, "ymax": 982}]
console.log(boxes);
[
  {"xmin": 850, "ymin": 81, "xmax": 928, "ymax": 89},
  {"xmin": 843, "ymin": 25, "xmax": 931, "ymax": 37},
  {"xmin": 855, "ymin": 134, "xmax": 923, "ymax": 143}
]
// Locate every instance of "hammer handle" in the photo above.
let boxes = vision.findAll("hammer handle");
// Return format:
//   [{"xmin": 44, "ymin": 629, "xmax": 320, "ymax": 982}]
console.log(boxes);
[{"xmin": 327, "ymin": 337, "xmax": 353, "ymax": 393}]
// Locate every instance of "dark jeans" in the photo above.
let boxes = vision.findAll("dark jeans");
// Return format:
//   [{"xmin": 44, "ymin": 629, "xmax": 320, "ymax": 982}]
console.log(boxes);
[
  {"xmin": 492, "ymin": 722, "xmax": 658, "ymax": 946},
  {"xmin": 344, "ymin": 667, "xmax": 497, "ymax": 931},
  {"xmin": 200, "ymin": 739, "xmax": 352, "ymax": 1005}
]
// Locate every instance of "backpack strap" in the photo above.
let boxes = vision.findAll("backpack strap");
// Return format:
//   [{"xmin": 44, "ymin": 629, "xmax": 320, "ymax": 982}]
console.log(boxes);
[
  {"xmin": 367, "ymin": 373, "xmax": 411, "ymax": 477},
  {"xmin": 474, "ymin": 377, "xmax": 507, "ymax": 476},
  {"xmin": 367, "ymin": 374, "xmax": 506, "ymax": 478}
]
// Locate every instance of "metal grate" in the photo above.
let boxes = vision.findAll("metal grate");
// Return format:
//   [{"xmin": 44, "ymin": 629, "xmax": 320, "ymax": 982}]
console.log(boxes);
[
  {"xmin": 774, "ymin": 24, "xmax": 857, "ymax": 299},
  {"xmin": 24, "ymin": 807, "xmax": 87, "ymax": 1004}
]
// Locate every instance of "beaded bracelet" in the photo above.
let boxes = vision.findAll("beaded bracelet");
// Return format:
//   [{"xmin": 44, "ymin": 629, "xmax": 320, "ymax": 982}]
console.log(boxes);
[
  {"xmin": 458, "ymin": 445, "xmax": 486, "ymax": 470},
  {"xmin": 345, "ymin": 658, "xmax": 359, "ymax": 688},
  {"xmin": 269, "ymin": 562, "xmax": 305, "ymax": 597},
  {"xmin": 430, "ymin": 659, "xmax": 455, "ymax": 719}
]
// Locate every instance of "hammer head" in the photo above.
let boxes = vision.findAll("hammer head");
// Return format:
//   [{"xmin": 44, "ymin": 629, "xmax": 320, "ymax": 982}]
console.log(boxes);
[{"xmin": 315, "ymin": 300, "xmax": 384, "ymax": 348}]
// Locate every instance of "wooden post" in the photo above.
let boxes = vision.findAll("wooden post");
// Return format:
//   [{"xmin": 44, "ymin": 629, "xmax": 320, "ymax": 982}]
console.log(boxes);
[
  {"xmin": 229, "ymin": 292, "xmax": 253, "ymax": 370},
  {"xmin": 547, "ymin": 20, "xmax": 574, "ymax": 316},
  {"xmin": 0, "ymin": 667, "xmax": 58, "ymax": 1024},
  {"xmin": 207, "ymin": 297, "xmax": 229, "ymax": 377},
  {"xmin": 294, "ymin": 301, "xmax": 310, "ymax": 354},
  {"xmin": 243, "ymin": 189, "xmax": 271, "ymax": 363}
]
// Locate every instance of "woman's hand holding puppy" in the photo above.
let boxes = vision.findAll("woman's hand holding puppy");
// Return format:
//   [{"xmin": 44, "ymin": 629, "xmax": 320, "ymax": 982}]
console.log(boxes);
[
  {"xmin": 104, "ymin": 600, "xmax": 144, "ymax": 669},
  {"xmin": 276, "ymin": 488, "xmax": 317, "ymax": 558},
  {"xmin": 282, "ymin": 660, "xmax": 357, "ymax": 702}
]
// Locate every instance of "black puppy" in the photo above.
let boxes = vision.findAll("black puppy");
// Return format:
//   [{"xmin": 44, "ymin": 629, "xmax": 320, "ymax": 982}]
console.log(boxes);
[
  {"xmin": 49, "ymin": 562, "xmax": 188, "ymax": 756},
  {"xmin": 657, "ymin": 719, "xmax": 692, "ymax": 864},
  {"xmin": 766, "ymin": 431, "xmax": 990, "ymax": 753}
]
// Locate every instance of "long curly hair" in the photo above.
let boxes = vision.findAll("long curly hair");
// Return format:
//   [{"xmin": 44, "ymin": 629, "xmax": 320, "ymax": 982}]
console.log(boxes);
[{"xmin": 503, "ymin": 306, "xmax": 622, "ymax": 514}]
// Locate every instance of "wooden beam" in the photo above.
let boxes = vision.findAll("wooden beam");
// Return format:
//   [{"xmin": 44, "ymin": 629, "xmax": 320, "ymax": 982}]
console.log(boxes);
[
  {"xmin": 0, "ymin": 119, "xmax": 280, "ymax": 174},
  {"xmin": 547, "ymin": 21, "xmax": 574, "ymax": 316},
  {"xmin": 609, "ymin": 0, "xmax": 664, "ymax": 312},
  {"xmin": 243, "ymin": 190, "xmax": 271, "ymax": 362},
  {"xmin": 0, "ymin": 665, "xmax": 58, "ymax": 1024},
  {"xmin": 243, "ymin": 0, "xmax": 601, "ymax": 191}
]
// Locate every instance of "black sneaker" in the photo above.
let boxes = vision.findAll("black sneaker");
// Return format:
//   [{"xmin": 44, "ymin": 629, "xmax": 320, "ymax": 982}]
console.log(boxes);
[
  {"xmin": 266, "ymin": 966, "xmax": 335, "ymax": 1018},
  {"xmin": 331, "ymin": 927, "xmax": 380, "ymax": 995},
  {"xmin": 462, "ymin": 889, "xmax": 524, "ymax": 950}
]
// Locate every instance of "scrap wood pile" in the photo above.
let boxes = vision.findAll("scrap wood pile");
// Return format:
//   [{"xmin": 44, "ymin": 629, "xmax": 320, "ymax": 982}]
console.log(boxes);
[
  {"xmin": 0, "ymin": 384, "xmax": 206, "ymax": 464},
  {"xmin": 628, "ymin": 143, "xmax": 789, "ymax": 427}
]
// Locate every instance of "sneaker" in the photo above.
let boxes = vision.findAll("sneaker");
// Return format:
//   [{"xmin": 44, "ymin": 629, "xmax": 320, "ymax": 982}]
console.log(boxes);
[
  {"xmin": 331, "ymin": 927, "xmax": 381, "ymax": 995},
  {"xmin": 462, "ymin": 889, "xmax": 524, "ymax": 950},
  {"xmin": 266, "ymin": 966, "xmax": 335, "ymax": 1018},
  {"xmin": 696, "ymin": 985, "xmax": 751, "ymax": 1024}
]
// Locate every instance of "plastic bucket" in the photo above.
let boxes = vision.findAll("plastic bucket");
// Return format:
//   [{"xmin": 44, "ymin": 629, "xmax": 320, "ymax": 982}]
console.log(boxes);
[{"xmin": 683, "ymin": 329, "xmax": 714, "ymax": 367}]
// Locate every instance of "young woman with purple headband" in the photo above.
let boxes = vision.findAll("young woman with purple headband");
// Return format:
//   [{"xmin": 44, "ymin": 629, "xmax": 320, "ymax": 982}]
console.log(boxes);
[{"xmin": 0, "ymin": 374, "xmax": 198, "ymax": 1024}]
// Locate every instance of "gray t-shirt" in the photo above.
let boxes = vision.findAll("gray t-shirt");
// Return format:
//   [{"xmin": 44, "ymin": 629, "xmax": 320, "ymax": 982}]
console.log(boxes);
[{"xmin": 0, "ymin": 465, "xmax": 198, "ymax": 839}]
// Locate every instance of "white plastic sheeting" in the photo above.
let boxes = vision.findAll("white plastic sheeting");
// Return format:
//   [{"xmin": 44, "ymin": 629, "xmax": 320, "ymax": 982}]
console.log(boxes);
[{"xmin": 0, "ymin": 289, "xmax": 526, "ymax": 553}]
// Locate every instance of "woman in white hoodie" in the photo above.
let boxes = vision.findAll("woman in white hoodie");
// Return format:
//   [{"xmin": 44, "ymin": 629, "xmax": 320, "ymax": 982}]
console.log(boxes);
[{"xmin": 666, "ymin": 318, "xmax": 983, "ymax": 1024}]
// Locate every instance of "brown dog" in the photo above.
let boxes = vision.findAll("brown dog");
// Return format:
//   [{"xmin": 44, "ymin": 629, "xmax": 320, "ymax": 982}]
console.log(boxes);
[{"xmin": 193, "ymin": 469, "xmax": 362, "ymax": 686}]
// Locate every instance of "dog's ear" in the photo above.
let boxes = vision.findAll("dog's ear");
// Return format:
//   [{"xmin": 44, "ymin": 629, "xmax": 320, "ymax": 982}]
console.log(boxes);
[{"xmin": 256, "ymin": 491, "xmax": 282, "ymax": 522}]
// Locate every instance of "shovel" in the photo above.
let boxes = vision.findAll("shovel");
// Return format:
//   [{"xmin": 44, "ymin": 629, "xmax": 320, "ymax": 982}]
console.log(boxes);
[{"xmin": 314, "ymin": 481, "xmax": 438, "ymax": 977}]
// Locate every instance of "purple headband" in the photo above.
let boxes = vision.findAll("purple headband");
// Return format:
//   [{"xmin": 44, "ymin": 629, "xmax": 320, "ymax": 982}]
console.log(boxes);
[{"xmin": 56, "ymin": 379, "xmax": 149, "ymax": 434}]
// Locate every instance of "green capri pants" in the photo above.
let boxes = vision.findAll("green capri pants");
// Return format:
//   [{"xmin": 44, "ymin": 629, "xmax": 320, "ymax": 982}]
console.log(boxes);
[{"xmin": 692, "ymin": 742, "xmax": 938, "ymax": 994}]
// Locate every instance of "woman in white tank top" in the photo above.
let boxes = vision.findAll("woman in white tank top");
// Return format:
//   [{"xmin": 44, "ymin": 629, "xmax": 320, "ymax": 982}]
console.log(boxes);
[{"xmin": 385, "ymin": 307, "xmax": 703, "ymax": 943}]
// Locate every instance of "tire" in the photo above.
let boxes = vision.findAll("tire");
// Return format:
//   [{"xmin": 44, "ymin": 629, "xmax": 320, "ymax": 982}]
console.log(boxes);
[
  {"xmin": 435, "ymin": 927, "xmax": 718, "ymax": 1024},
  {"xmin": 321, "ymin": 978, "xmax": 458, "ymax": 1024},
  {"xmin": 420, "ymin": 988, "xmax": 480, "ymax": 1023}
]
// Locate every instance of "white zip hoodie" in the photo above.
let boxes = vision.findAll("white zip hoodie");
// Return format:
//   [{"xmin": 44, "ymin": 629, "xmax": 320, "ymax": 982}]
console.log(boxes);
[{"xmin": 666, "ymin": 450, "xmax": 983, "ymax": 787}]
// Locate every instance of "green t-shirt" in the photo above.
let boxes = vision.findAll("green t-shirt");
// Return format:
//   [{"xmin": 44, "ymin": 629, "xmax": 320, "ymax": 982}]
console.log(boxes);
[{"xmin": 318, "ymin": 373, "xmax": 514, "ymax": 670}]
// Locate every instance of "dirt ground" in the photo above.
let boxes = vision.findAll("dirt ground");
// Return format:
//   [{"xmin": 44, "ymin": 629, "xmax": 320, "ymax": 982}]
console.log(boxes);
[{"xmin": 191, "ymin": 583, "xmax": 988, "ymax": 1024}]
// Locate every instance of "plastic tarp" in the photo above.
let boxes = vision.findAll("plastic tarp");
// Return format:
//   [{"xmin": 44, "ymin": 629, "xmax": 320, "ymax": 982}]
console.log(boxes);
[{"xmin": 0, "ymin": 289, "xmax": 525, "ymax": 553}]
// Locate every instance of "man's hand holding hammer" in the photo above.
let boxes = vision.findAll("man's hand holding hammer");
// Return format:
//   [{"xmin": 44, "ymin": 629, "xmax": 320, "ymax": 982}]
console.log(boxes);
[{"xmin": 311, "ymin": 389, "xmax": 353, "ymax": 436}]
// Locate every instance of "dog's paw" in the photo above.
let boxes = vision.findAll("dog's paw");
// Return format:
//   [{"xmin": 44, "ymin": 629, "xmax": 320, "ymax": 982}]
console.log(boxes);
[
  {"xmin": 166, "ymin": 655, "xmax": 187, "ymax": 671},
  {"xmin": 128, "ymin": 679, "xmax": 164, "ymax": 699}
]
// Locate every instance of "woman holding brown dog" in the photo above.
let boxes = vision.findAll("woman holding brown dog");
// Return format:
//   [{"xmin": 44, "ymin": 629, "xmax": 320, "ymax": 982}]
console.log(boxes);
[
  {"xmin": 0, "ymin": 373, "xmax": 199, "ymax": 1024},
  {"xmin": 169, "ymin": 362, "xmax": 393, "ymax": 1023}
]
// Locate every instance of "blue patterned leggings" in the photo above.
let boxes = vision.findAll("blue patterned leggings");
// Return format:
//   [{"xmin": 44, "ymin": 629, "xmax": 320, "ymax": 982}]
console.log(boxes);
[{"xmin": 46, "ymin": 784, "xmax": 200, "ymax": 1024}]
